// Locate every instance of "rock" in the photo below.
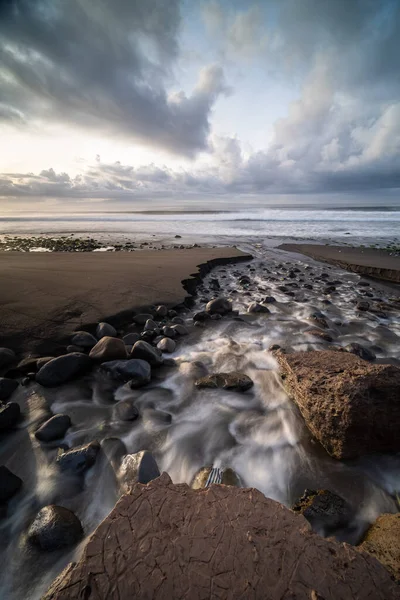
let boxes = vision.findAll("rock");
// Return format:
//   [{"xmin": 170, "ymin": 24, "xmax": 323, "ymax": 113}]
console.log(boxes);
[
  {"xmin": 71, "ymin": 331, "xmax": 97, "ymax": 349},
  {"xmin": 205, "ymin": 297, "xmax": 232, "ymax": 315},
  {"xmin": 276, "ymin": 350, "xmax": 400, "ymax": 459},
  {"xmin": 306, "ymin": 330, "xmax": 333, "ymax": 342},
  {"xmin": 144, "ymin": 319, "xmax": 158, "ymax": 331},
  {"xmin": 101, "ymin": 359, "xmax": 151, "ymax": 387},
  {"xmin": 0, "ymin": 347, "xmax": 15, "ymax": 370},
  {"xmin": 356, "ymin": 300, "xmax": 370, "ymax": 311},
  {"xmin": 42, "ymin": 474, "xmax": 398, "ymax": 600},
  {"xmin": 161, "ymin": 326, "xmax": 176, "ymax": 338},
  {"xmin": 263, "ymin": 296, "xmax": 276, "ymax": 303},
  {"xmin": 140, "ymin": 330, "xmax": 158, "ymax": 342},
  {"xmin": 171, "ymin": 316, "xmax": 185, "ymax": 325},
  {"xmin": 292, "ymin": 489, "xmax": 354, "ymax": 536},
  {"xmin": 66, "ymin": 345, "xmax": 82, "ymax": 353},
  {"xmin": 155, "ymin": 305, "xmax": 168, "ymax": 318},
  {"xmin": 123, "ymin": 333, "xmax": 140, "ymax": 345},
  {"xmin": 0, "ymin": 402, "xmax": 21, "ymax": 430},
  {"xmin": 209, "ymin": 278, "xmax": 220, "ymax": 290},
  {"xmin": 307, "ymin": 313, "xmax": 329, "ymax": 329},
  {"xmin": 101, "ymin": 437, "xmax": 127, "ymax": 469},
  {"xmin": 96, "ymin": 322, "xmax": 117, "ymax": 339},
  {"xmin": 195, "ymin": 372, "xmax": 254, "ymax": 392},
  {"xmin": 133, "ymin": 313, "xmax": 154, "ymax": 325},
  {"xmin": 119, "ymin": 451, "xmax": 160, "ymax": 489},
  {"xmin": 193, "ymin": 311, "xmax": 211, "ymax": 322},
  {"xmin": 36, "ymin": 353, "xmax": 92, "ymax": 387},
  {"xmin": 358, "ymin": 513, "xmax": 400, "ymax": 581},
  {"xmin": 191, "ymin": 466, "xmax": 241, "ymax": 489},
  {"xmin": 157, "ymin": 338, "xmax": 176, "ymax": 353},
  {"xmin": 89, "ymin": 336, "xmax": 127, "ymax": 362},
  {"xmin": 35, "ymin": 414, "xmax": 71, "ymax": 442},
  {"xmin": 269, "ymin": 344, "xmax": 281, "ymax": 351},
  {"xmin": 56, "ymin": 441, "xmax": 100, "ymax": 474},
  {"xmin": 345, "ymin": 342, "xmax": 376, "ymax": 361},
  {"xmin": 171, "ymin": 324, "xmax": 188, "ymax": 336},
  {"xmin": 247, "ymin": 302, "xmax": 270, "ymax": 314},
  {"xmin": 0, "ymin": 378, "xmax": 19, "ymax": 401},
  {"xmin": 112, "ymin": 400, "xmax": 139, "ymax": 422},
  {"xmin": 27, "ymin": 505, "xmax": 83, "ymax": 551},
  {"xmin": 130, "ymin": 341, "xmax": 163, "ymax": 366},
  {"xmin": 0, "ymin": 465, "xmax": 22, "ymax": 502}
]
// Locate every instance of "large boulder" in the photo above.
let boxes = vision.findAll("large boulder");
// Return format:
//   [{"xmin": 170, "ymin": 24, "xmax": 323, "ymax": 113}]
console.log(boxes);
[
  {"xmin": 276, "ymin": 350, "xmax": 400, "ymax": 459},
  {"xmin": 43, "ymin": 474, "xmax": 398, "ymax": 600},
  {"xmin": 0, "ymin": 465, "xmax": 22, "ymax": 502},
  {"xmin": 130, "ymin": 341, "xmax": 163, "ymax": 366},
  {"xmin": 89, "ymin": 336, "xmax": 127, "ymax": 362},
  {"xmin": 205, "ymin": 297, "xmax": 232, "ymax": 315},
  {"xmin": 358, "ymin": 513, "xmax": 400, "ymax": 581},
  {"xmin": 100, "ymin": 359, "xmax": 151, "ymax": 387},
  {"xmin": 27, "ymin": 505, "xmax": 83, "ymax": 551},
  {"xmin": 195, "ymin": 372, "xmax": 254, "ymax": 392},
  {"xmin": 35, "ymin": 414, "xmax": 71, "ymax": 442},
  {"xmin": 0, "ymin": 378, "xmax": 19, "ymax": 401},
  {"xmin": 0, "ymin": 402, "xmax": 21, "ymax": 430},
  {"xmin": 56, "ymin": 441, "xmax": 100, "ymax": 474},
  {"xmin": 36, "ymin": 353, "xmax": 92, "ymax": 387}
]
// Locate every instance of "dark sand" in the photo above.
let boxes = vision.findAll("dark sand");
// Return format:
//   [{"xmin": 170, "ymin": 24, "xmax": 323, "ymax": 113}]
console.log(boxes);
[
  {"xmin": 0, "ymin": 248, "xmax": 250, "ymax": 355},
  {"xmin": 279, "ymin": 244, "xmax": 400, "ymax": 284}
]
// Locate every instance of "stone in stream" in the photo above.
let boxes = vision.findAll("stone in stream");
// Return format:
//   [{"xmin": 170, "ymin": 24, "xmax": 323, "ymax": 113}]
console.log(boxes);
[
  {"xmin": 130, "ymin": 340, "xmax": 163, "ymax": 366},
  {"xmin": 89, "ymin": 336, "xmax": 127, "ymax": 362},
  {"xmin": 112, "ymin": 399, "xmax": 139, "ymax": 422},
  {"xmin": 66, "ymin": 345, "xmax": 82, "ymax": 353},
  {"xmin": 292, "ymin": 489, "xmax": 355, "ymax": 537},
  {"xmin": 0, "ymin": 402, "xmax": 21, "ymax": 430},
  {"xmin": 0, "ymin": 378, "xmax": 19, "ymax": 401},
  {"xmin": 276, "ymin": 350, "xmax": 400, "ymax": 459},
  {"xmin": 193, "ymin": 311, "xmax": 211, "ymax": 322},
  {"xmin": 36, "ymin": 353, "xmax": 92, "ymax": 387},
  {"xmin": 356, "ymin": 300, "xmax": 370, "ymax": 311},
  {"xmin": 133, "ymin": 313, "xmax": 154, "ymax": 325},
  {"xmin": 96, "ymin": 322, "xmax": 117, "ymax": 339},
  {"xmin": 123, "ymin": 333, "xmax": 140, "ymax": 346},
  {"xmin": 42, "ymin": 474, "xmax": 399, "ymax": 600},
  {"xmin": 0, "ymin": 347, "xmax": 16, "ymax": 370},
  {"xmin": 101, "ymin": 437, "xmax": 127, "ymax": 470},
  {"xmin": 205, "ymin": 297, "xmax": 232, "ymax": 315},
  {"xmin": 306, "ymin": 313, "xmax": 329, "ymax": 329},
  {"xmin": 101, "ymin": 359, "xmax": 151, "ymax": 387},
  {"xmin": 191, "ymin": 466, "xmax": 241, "ymax": 489},
  {"xmin": 263, "ymin": 296, "xmax": 276, "ymax": 303},
  {"xmin": 345, "ymin": 342, "xmax": 376, "ymax": 361},
  {"xmin": 119, "ymin": 450, "xmax": 160, "ymax": 488},
  {"xmin": 0, "ymin": 465, "xmax": 22, "ymax": 502},
  {"xmin": 171, "ymin": 324, "xmax": 188, "ymax": 336},
  {"xmin": 358, "ymin": 513, "xmax": 400, "ymax": 581},
  {"xmin": 195, "ymin": 372, "xmax": 254, "ymax": 392},
  {"xmin": 306, "ymin": 329, "xmax": 333, "ymax": 342},
  {"xmin": 155, "ymin": 305, "xmax": 168, "ymax": 318},
  {"xmin": 161, "ymin": 326, "xmax": 176, "ymax": 338},
  {"xmin": 157, "ymin": 338, "xmax": 176, "ymax": 353},
  {"xmin": 35, "ymin": 414, "xmax": 72, "ymax": 442},
  {"xmin": 247, "ymin": 302, "xmax": 270, "ymax": 314},
  {"xmin": 27, "ymin": 505, "xmax": 83, "ymax": 551},
  {"xmin": 144, "ymin": 319, "xmax": 158, "ymax": 331},
  {"xmin": 171, "ymin": 316, "xmax": 185, "ymax": 325},
  {"xmin": 56, "ymin": 441, "xmax": 100, "ymax": 474},
  {"xmin": 71, "ymin": 331, "xmax": 97, "ymax": 349}
]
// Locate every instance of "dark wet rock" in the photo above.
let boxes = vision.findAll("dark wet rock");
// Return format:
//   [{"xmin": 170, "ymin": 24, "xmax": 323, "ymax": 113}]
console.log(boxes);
[
  {"xmin": 303, "ymin": 283, "xmax": 313, "ymax": 289},
  {"xmin": 56, "ymin": 441, "xmax": 100, "ymax": 474},
  {"xmin": 161, "ymin": 326, "xmax": 177, "ymax": 338},
  {"xmin": 157, "ymin": 338, "xmax": 176, "ymax": 353},
  {"xmin": 43, "ymin": 474, "xmax": 399, "ymax": 600},
  {"xmin": 171, "ymin": 316, "xmax": 185, "ymax": 325},
  {"xmin": 247, "ymin": 302, "xmax": 270, "ymax": 314},
  {"xmin": 278, "ymin": 285, "xmax": 289, "ymax": 292},
  {"xmin": 276, "ymin": 350, "xmax": 400, "ymax": 459},
  {"xmin": 112, "ymin": 399, "xmax": 139, "ymax": 422},
  {"xmin": 133, "ymin": 313, "xmax": 154, "ymax": 325},
  {"xmin": 17, "ymin": 356, "xmax": 44, "ymax": 374},
  {"xmin": 356, "ymin": 300, "xmax": 370, "ymax": 311},
  {"xmin": 101, "ymin": 359, "xmax": 151, "ymax": 387},
  {"xmin": 155, "ymin": 305, "xmax": 168, "ymax": 318},
  {"xmin": 36, "ymin": 353, "xmax": 92, "ymax": 387},
  {"xmin": 140, "ymin": 330, "xmax": 158, "ymax": 342},
  {"xmin": 35, "ymin": 414, "xmax": 71, "ymax": 442},
  {"xmin": 0, "ymin": 402, "xmax": 21, "ymax": 430},
  {"xmin": 27, "ymin": 505, "xmax": 83, "ymax": 551},
  {"xmin": 358, "ymin": 513, "xmax": 400, "ymax": 581},
  {"xmin": 171, "ymin": 324, "xmax": 188, "ymax": 336},
  {"xmin": 144, "ymin": 318, "xmax": 158, "ymax": 331},
  {"xmin": 269, "ymin": 344, "xmax": 281, "ymax": 351},
  {"xmin": 71, "ymin": 331, "xmax": 97, "ymax": 349},
  {"xmin": 263, "ymin": 296, "xmax": 276, "ymax": 303},
  {"xmin": 205, "ymin": 297, "xmax": 232, "ymax": 315},
  {"xmin": 345, "ymin": 342, "xmax": 376, "ymax": 361},
  {"xmin": 0, "ymin": 378, "xmax": 19, "ymax": 401},
  {"xmin": 0, "ymin": 465, "xmax": 22, "ymax": 502},
  {"xmin": 168, "ymin": 309, "xmax": 178, "ymax": 318},
  {"xmin": 306, "ymin": 330, "xmax": 333, "ymax": 342},
  {"xmin": 119, "ymin": 450, "xmax": 160, "ymax": 489},
  {"xmin": 323, "ymin": 286, "xmax": 336, "ymax": 294},
  {"xmin": 292, "ymin": 489, "xmax": 354, "ymax": 537},
  {"xmin": 307, "ymin": 313, "xmax": 329, "ymax": 329},
  {"xmin": 89, "ymin": 336, "xmax": 127, "ymax": 362},
  {"xmin": 66, "ymin": 345, "xmax": 82, "ymax": 353},
  {"xmin": 209, "ymin": 278, "xmax": 220, "ymax": 290},
  {"xmin": 123, "ymin": 333, "xmax": 140, "ymax": 345},
  {"xmin": 239, "ymin": 275, "xmax": 251, "ymax": 285},
  {"xmin": 130, "ymin": 340, "xmax": 163, "ymax": 366},
  {"xmin": 191, "ymin": 466, "xmax": 241, "ymax": 489},
  {"xmin": 358, "ymin": 281, "xmax": 370, "ymax": 287},
  {"xmin": 210, "ymin": 313, "xmax": 222, "ymax": 320},
  {"xmin": 195, "ymin": 372, "xmax": 253, "ymax": 392},
  {"xmin": 0, "ymin": 348, "xmax": 16, "ymax": 370},
  {"xmin": 96, "ymin": 322, "xmax": 117, "ymax": 339}
]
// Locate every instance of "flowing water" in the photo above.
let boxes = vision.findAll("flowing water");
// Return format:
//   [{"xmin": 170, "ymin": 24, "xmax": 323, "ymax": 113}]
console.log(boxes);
[{"xmin": 1, "ymin": 244, "xmax": 400, "ymax": 599}]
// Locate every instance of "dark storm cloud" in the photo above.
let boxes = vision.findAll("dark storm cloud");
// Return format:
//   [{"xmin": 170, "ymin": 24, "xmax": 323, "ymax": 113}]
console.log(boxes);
[{"xmin": 0, "ymin": 0, "xmax": 229, "ymax": 155}]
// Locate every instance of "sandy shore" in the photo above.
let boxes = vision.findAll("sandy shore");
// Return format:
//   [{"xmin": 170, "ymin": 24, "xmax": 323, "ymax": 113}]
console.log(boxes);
[
  {"xmin": 279, "ymin": 244, "xmax": 400, "ymax": 284},
  {"xmin": 0, "ymin": 248, "xmax": 250, "ymax": 355}
]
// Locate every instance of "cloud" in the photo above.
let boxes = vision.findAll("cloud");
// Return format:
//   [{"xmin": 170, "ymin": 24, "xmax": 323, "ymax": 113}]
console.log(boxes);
[{"xmin": 0, "ymin": 0, "xmax": 229, "ymax": 156}]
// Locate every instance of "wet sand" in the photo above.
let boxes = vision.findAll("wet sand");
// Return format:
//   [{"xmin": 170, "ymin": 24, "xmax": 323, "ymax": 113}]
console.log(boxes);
[
  {"xmin": 279, "ymin": 244, "xmax": 400, "ymax": 283},
  {"xmin": 0, "ymin": 248, "xmax": 250, "ymax": 355}
]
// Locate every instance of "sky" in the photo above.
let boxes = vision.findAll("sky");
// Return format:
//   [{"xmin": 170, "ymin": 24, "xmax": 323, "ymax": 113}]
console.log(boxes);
[{"xmin": 0, "ymin": 0, "xmax": 400, "ymax": 211}]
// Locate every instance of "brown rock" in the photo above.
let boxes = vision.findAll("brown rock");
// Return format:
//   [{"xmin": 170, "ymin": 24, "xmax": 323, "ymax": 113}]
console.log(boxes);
[
  {"xmin": 89, "ymin": 336, "xmax": 127, "ymax": 362},
  {"xmin": 306, "ymin": 329, "xmax": 333, "ymax": 342},
  {"xmin": 276, "ymin": 350, "xmax": 400, "ymax": 459},
  {"xmin": 43, "ymin": 473, "xmax": 398, "ymax": 600},
  {"xmin": 358, "ymin": 513, "xmax": 400, "ymax": 581},
  {"xmin": 191, "ymin": 466, "xmax": 241, "ymax": 489},
  {"xmin": 195, "ymin": 372, "xmax": 254, "ymax": 392}
]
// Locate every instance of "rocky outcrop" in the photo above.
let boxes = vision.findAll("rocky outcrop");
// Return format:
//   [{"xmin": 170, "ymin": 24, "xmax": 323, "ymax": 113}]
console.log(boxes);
[
  {"xmin": 276, "ymin": 350, "xmax": 400, "ymax": 459},
  {"xmin": 44, "ymin": 473, "xmax": 398, "ymax": 600},
  {"xmin": 358, "ymin": 513, "xmax": 400, "ymax": 581}
]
